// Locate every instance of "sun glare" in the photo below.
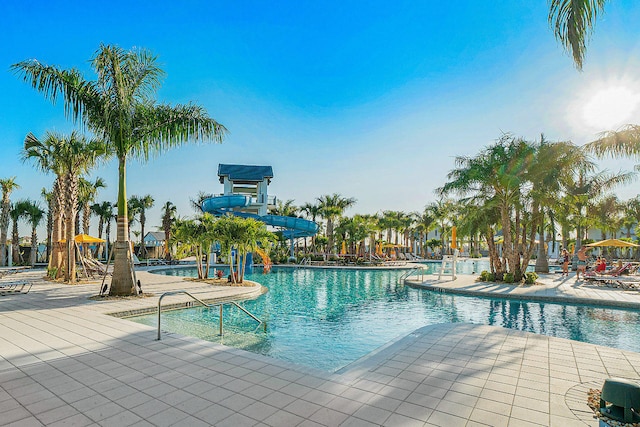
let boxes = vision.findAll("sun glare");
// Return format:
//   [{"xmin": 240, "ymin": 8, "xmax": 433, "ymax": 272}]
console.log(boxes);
[{"xmin": 582, "ymin": 86, "xmax": 640, "ymax": 130}]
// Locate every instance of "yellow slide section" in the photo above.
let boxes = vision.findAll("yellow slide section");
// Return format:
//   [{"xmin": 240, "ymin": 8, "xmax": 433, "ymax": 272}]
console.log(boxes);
[{"xmin": 255, "ymin": 248, "xmax": 272, "ymax": 273}]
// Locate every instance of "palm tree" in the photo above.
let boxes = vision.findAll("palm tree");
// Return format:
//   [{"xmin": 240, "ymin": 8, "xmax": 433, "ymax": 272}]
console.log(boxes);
[
  {"xmin": 22, "ymin": 132, "xmax": 103, "ymax": 282},
  {"xmin": 527, "ymin": 137, "xmax": 587, "ymax": 273},
  {"xmin": 439, "ymin": 135, "xmax": 536, "ymax": 281},
  {"xmin": 129, "ymin": 194, "xmax": 154, "ymax": 258},
  {"xmin": 161, "ymin": 201, "xmax": 177, "ymax": 260},
  {"xmin": 91, "ymin": 201, "xmax": 114, "ymax": 259},
  {"xmin": 317, "ymin": 194, "xmax": 356, "ymax": 256},
  {"xmin": 425, "ymin": 200, "xmax": 455, "ymax": 253},
  {"xmin": 272, "ymin": 199, "xmax": 298, "ymax": 217},
  {"xmin": 563, "ymin": 167, "xmax": 634, "ymax": 248},
  {"xmin": 548, "ymin": 0, "xmax": 608, "ymax": 70},
  {"xmin": 10, "ymin": 201, "xmax": 30, "ymax": 265},
  {"xmin": 22, "ymin": 200, "xmax": 45, "ymax": 267},
  {"xmin": 623, "ymin": 196, "xmax": 640, "ymax": 238},
  {"xmin": 190, "ymin": 191, "xmax": 214, "ymax": 213},
  {"xmin": 41, "ymin": 187, "xmax": 53, "ymax": 262},
  {"xmin": 13, "ymin": 43, "xmax": 226, "ymax": 295},
  {"xmin": 213, "ymin": 215, "xmax": 273, "ymax": 283},
  {"xmin": 415, "ymin": 210, "xmax": 435, "ymax": 258},
  {"xmin": 300, "ymin": 202, "xmax": 321, "ymax": 253},
  {"xmin": 0, "ymin": 177, "xmax": 19, "ymax": 267},
  {"xmin": 77, "ymin": 177, "xmax": 106, "ymax": 236}
]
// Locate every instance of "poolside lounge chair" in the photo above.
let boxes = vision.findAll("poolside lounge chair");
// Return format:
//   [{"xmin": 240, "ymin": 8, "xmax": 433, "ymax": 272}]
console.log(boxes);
[
  {"xmin": 585, "ymin": 263, "xmax": 634, "ymax": 279},
  {"xmin": 0, "ymin": 282, "xmax": 32, "ymax": 296}
]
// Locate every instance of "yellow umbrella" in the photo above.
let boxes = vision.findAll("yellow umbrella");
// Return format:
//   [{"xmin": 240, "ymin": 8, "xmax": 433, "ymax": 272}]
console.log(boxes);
[
  {"xmin": 340, "ymin": 241, "xmax": 347, "ymax": 255},
  {"xmin": 451, "ymin": 226, "xmax": 457, "ymax": 249},
  {"xmin": 585, "ymin": 239, "xmax": 639, "ymax": 248},
  {"xmin": 59, "ymin": 234, "xmax": 106, "ymax": 244}
]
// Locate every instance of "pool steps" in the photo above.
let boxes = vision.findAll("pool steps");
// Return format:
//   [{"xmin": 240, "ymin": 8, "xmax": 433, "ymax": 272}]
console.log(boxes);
[{"xmin": 156, "ymin": 290, "xmax": 264, "ymax": 340}]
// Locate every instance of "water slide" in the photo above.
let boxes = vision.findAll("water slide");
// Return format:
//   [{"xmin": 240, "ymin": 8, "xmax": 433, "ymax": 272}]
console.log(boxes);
[{"xmin": 201, "ymin": 195, "xmax": 319, "ymax": 239}]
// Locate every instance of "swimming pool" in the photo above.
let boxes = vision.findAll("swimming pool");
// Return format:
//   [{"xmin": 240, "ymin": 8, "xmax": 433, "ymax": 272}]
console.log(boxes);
[{"xmin": 128, "ymin": 266, "xmax": 640, "ymax": 372}]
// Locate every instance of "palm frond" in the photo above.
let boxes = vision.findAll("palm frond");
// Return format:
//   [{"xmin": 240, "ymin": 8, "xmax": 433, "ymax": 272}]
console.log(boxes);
[{"xmin": 548, "ymin": 0, "xmax": 608, "ymax": 70}]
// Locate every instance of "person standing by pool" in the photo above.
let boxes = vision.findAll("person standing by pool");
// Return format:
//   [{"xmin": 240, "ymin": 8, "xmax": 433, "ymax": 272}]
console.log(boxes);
[
  {"xmin": 576, "ymin": 246, "xmax": 588, "ymax": 280},
  {"xmin": 561, "ymin": 249, "xmax": 570, "ymax": 276}
]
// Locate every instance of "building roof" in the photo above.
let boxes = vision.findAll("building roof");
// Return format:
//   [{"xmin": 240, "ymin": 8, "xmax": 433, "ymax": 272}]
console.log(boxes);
[
  {"xmin": 144, "ymin": 231, "xmax": 166, "ymax": 242},
  {"xmin": 218, "ymin": 164, "xmax": 273, "ymax": 183}
]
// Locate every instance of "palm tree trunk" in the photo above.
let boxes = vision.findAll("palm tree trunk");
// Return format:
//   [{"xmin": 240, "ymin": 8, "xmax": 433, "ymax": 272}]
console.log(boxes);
[
  {"xmin": 0, "ymin": 200, "xmax": 9, "ymax": 267},
  {"xmin": 30, "ymin": 227, "xmax": 37, "ymax": 267},
  {"xmin": 49, "ymin": 178, "xmax": 64, "ymax": 277},
  {"xmin": 45, "ymin": 199, "xmax": 52, "ymax": 263},
  {"xmin": 140, "ymin": 211, "xmax": 146, "ymax": 259},
  {"xmin": 326, "ymin": 219, "xmax": 334, "ymax": 255},
  {"xmin": 12, "ymin": 217, "xmax": 20, "ymax": 265},
  {"xmin": 110, "ymin": 157, "xmax": 136, "ymax": 295},
  {"xmin": 65, "ymin": 173, "xmax": 79, "ymax": 283}
]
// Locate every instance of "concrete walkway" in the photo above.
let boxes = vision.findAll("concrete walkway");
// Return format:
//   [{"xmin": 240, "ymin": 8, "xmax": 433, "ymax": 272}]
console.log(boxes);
[
  {"xmin": 405, "ymin": 270, "xmax": 640, "ymax": 308},
  {"xmin": 1, "ymin": 268, "xmax": 638, "ymax": 426}
]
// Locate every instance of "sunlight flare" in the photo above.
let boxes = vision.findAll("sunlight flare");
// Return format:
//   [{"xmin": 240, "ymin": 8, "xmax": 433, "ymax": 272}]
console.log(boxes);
[{"xmin": 582, "ymin": 85, "xmax": 640, "ymax": 130}]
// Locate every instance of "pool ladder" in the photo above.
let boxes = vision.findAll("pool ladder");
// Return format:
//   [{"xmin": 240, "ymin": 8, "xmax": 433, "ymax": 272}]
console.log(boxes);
[
  {"xmin": 156, "ymin": 290, "xmax": 264, "ymax": 340},
  {"xmin": 397, "ymin": 266, "xmax": 424, "ymax": 284}
]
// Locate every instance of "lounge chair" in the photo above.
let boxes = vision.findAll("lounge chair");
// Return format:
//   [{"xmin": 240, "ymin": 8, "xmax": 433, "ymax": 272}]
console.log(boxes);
[
  {"xmin": 0, "ymin": 282, "xmax": 32, "ymax": 296},
  {"xmin": 585, "ymin": 263, "xmax": 633, "ymax": 279}
]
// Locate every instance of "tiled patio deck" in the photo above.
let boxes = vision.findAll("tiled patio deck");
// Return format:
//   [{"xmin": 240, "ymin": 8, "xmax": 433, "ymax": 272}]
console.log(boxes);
[{"xmin": 1, "ymin": 268, "xmax": 639, "ymax": 426}]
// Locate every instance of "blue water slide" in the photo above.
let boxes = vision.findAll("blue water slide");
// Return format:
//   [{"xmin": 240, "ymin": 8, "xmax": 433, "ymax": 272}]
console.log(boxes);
[{"xmin": 201, "ymin": 196, "xmax": 318, "ymax": 238}]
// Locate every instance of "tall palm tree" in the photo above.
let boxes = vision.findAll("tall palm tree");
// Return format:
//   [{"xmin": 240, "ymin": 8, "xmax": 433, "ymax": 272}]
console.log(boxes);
[
  {"xmin": 527, "ymin": 137, "xmax": 587, "ymax": 273},
  {"xmin": 91, "ymin": 201, "xmax": 114, "ymax": 259},
  {"xmin": 414, "ymin": 210, "xmax": 435, "ymax": 258},
  {"xmin": 317, "ymin": 194, "xmax": 356, "ymax": 256},
  {"xmin": 425, "ymin": 200, "xmax": 455, "ymax": 253},
  {"xmin": 300, "ymin": 202, "xmax": 321, "ymax": 253},
  {"xmin": 13, "ymin": 43, "xmax": 226, "ymax": 295},
  {"xmin": 22, "ymin": 200, "xmax": 45, "ymax": 267},
  {"xmin": 22, "ymin": 132, "xmax": 103, "ymax": 282},
  {"xmin": 10, "ymin": 201, "xmax": 30, "ymax": 265},
  {"xmin": 0, "ymin": 177, "xmax": 19, "ymax": 267},
  {"xmin": 564, "ymin": 167, "xmax": 634, "ymax": 247},
  {"xmin": 161, "ymin": 201, "xmax": 177, "ymax": 260},
  {"xmin": 129, "ymin": 194, "xmax": 154, "ymax": 258},
  {"xmin": 548, "ymin": 0, "xmax": 608, "ymax": 70},
  {"xmin": 439, "ymin": 135, "xmax": 536, "ymax": 281}
]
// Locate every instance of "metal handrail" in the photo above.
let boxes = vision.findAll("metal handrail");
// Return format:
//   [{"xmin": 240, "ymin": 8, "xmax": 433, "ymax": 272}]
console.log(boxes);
[
  {"xmin": 157, "ymin": 290, "xmax": 264, "ymax": 340},
  {"xmin": 398, "ymin": 266, "xmax": 423, "ymax": 284}
]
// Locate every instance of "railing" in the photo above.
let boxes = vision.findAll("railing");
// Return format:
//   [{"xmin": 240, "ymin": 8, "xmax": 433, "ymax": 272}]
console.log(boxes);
[
  {"xmin": 397, "ymin": 266, "xmax": 423, "ymax": 284},
  {"xmin": 157, "ymin": 290, "xmax": 264, "ymax": 340}
]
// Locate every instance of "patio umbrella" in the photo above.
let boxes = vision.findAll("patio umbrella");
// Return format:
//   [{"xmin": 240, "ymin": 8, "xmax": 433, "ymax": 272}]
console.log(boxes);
[
  {"xmin": 58, "ymin": 234, "xmax": 106, "ymax": 244},
  {"xmin": 340, "ymin": 241, "xmax": 347, "ymax": 255},
  {"xmin": 585, "ymin": 239, "xmax": 639, "ymax": 248}
]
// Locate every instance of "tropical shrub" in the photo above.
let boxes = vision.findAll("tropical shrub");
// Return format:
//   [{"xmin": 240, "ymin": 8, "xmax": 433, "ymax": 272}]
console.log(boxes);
[
  {"xmin": 479, "ymin": 270, "xmax": 495, "ymax": 282},
  {"xmin": 503, "ymin": 273, "xmax": 515, "ymax": 283},
  {"xmin": 524, "ymin": 272, "xmax": 538, "ymax": 285}
]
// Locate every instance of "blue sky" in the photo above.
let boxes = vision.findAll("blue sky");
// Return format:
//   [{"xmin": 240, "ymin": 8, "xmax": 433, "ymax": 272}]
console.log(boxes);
[{"xmin": 2, "ymin": 1, "xmax": 640, "ymax": 236}]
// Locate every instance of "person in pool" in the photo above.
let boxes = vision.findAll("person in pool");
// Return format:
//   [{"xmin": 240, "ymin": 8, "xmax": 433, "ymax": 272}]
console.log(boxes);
[{"xmin": 576, "ymin": 246, "xmax": 589, "ymax": 280}]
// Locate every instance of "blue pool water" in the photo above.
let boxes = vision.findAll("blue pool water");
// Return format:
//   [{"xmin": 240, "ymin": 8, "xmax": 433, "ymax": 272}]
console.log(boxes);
[{"xmin": 128, "ymin": 266, "xmax": 640, "ymax": 372}]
